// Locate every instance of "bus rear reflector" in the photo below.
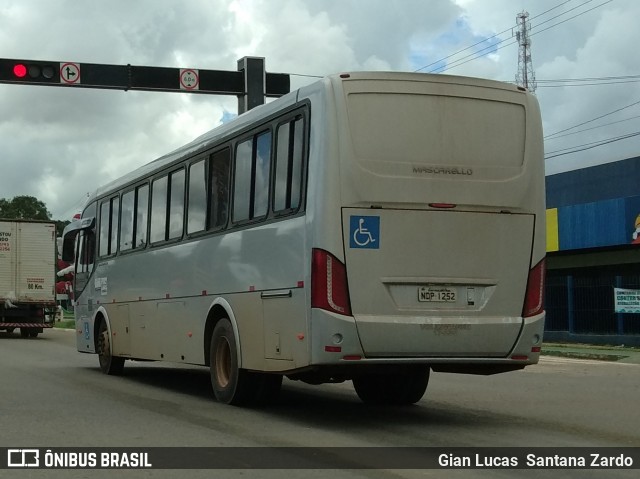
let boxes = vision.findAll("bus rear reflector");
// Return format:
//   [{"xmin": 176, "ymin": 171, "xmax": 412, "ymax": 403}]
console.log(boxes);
[
  {"xmin": 429, "ymin": 203, "xmax": 457, "ymax": 209},
  {"xmin": 523, "ymin": 259, "xmax": 545, "ymax": 318},
  {"xmin": 325, "ymin": 346, "xmax": 342, "ymax": 352},
  {"xmin": 312, "ymin": 249, "xmax": 352, "ymax": 316}
]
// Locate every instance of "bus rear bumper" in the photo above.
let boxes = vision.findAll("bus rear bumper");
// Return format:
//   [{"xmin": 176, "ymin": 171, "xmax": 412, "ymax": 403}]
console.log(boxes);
[{"xmin": 303, "ymin": 310, "xmax": 545, "ymax": 377}]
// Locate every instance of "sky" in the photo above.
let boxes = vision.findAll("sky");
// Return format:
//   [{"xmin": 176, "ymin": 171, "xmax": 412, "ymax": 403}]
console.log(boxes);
[{"xmin": 1, "ymin": 0, "xmax": 639, "ymax": 220}]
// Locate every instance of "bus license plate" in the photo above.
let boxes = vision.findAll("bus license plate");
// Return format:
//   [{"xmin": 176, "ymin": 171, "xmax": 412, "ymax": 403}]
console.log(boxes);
[{"xmin": 418, "ymin": 287, "xmax": 456, "ymax": 303}]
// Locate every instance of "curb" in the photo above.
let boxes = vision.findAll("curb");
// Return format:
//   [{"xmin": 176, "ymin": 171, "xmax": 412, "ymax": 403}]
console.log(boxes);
[{"xmin": 541, "ymin": 350, "xmax": 628, "ymax": 361}]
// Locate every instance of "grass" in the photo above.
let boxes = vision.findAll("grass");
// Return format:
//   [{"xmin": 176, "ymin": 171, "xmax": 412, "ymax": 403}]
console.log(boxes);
[{"xmin": 54, "ymin": 319, "xmax": 76, "ymax": 330}]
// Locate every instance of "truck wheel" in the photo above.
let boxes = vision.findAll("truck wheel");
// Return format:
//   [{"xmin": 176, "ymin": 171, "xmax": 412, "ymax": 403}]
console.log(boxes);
[
  {"xmin": 29, "ymin": 330, "xmax": 39, "ymax": 338},
  {"xmin": 20, "ymin": 328, "xmax": 30, "ymax": 338},
  {"xmin": 97, "ymin": 321, "xmax": 125, "ymax": 375},
  {"xmin": 210, "ymin": 318, "xmax": 280, "ymax": 406},
  {"xmin": 6, "ymin": 328, "xmax": 14, "ymax": 334},
  {"xmin": 353, "ymin": 366, "xmax": 430, "ymax": 405}
]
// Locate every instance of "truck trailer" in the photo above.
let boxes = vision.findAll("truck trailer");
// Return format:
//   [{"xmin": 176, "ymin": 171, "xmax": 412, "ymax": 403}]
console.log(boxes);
[{"xmin": 0, "ymin": 219, "xmax": 57, "ymax": 337}]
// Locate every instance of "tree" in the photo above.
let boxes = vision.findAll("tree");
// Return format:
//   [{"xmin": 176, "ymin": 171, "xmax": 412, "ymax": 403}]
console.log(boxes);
[
  {"xmin": 55, "ymin": 220, "xmax": 71, "ymax": 236},
  {"xmin": 0, "ymin": 195, "xmax": 51, "ymax": 221}
]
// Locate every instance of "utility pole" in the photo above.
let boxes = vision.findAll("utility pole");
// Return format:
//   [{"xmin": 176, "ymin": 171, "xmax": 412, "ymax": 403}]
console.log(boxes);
[{"xmin": 515, "ymin": 11, "xmax": 537, "ymax": 93}]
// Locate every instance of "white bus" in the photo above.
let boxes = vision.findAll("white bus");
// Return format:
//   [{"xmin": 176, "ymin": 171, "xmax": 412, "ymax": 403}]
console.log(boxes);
[{"xmin": 62, "ymin": 72, "xmax": 546, "ymax": 406}]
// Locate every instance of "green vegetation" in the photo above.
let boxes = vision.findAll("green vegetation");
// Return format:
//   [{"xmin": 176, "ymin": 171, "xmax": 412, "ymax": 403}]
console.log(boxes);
[
  {"xmin": 0, "ymin": 195, "xmax": 70, "ymax": 234},
  {"xmin": 0, "ymin": 195, "xmax": 50, "ymax": 220},
  {"xmin": 54, "ymin": 319, "xmax": 76, "ymax": 330}
]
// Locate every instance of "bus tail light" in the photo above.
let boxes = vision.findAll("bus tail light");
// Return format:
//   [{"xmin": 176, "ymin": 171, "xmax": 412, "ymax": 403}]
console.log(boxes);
[
  {"xmin": 311, "ymin": 249, "xmax": 352, "ymax": 316},
  {"xmin": 523, "ymin": 258, "xmax": 545, "ymax": 318}
]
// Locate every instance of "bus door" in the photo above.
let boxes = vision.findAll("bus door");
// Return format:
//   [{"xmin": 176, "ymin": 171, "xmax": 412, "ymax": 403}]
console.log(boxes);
[{"xmin": 62, "ymin": 218, "xmax": 97, "ymax": 353}]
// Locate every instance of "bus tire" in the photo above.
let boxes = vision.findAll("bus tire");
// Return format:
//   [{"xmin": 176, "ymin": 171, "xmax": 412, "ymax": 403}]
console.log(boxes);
[
  {"xmin": 210, "ymin": 318, "xmax": 280, "ymax": 406},
  {"xmin": 97, "ymin": 320, "xmax": 125, "ymax": 375},
  {"xmin": 353, "ymin": 366, "xmax": 430, "ymax": 405}
]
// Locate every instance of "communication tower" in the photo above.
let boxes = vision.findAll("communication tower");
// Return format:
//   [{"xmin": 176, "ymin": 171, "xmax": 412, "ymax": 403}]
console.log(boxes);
[{"xmin": 515, "ymin": 11, "xmax": 537, "ymax": 93}]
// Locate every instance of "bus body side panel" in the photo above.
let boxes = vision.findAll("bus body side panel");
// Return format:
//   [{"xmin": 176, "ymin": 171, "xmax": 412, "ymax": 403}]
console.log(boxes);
[{"xmin": 92, "ymin": 216, "xmax": 309, "ymax": 371}]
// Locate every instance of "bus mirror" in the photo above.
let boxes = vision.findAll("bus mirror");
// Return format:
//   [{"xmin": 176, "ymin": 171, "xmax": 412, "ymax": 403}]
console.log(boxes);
[
  {"xmin": 61, "ymin": 234, "xmax": 76, "ymax": 262},
  {"xmin": 80, "ymin": 217, "xmax": 95, "ymax": 229},
  {"xmin": 61, "ymin": 216, "xmax": 95, "ymax": 262}
]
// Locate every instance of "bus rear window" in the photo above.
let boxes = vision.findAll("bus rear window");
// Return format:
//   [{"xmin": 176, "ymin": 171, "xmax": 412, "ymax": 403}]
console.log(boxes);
[{"xmin": 346, "ymin": 93, "xmax": 525, "ymax": 168}]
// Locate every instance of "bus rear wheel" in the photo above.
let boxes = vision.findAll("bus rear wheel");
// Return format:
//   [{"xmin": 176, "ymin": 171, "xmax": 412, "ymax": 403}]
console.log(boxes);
[
  {"xmin": 97, "ymin": 320, "xmax": 125, "ymax": 375},
  {"xmin": 210, "ymin": 318, "xmax": 282, "ymax": 406},
  {"xmin": 353, "ymin": 366, "xmax": 430, "ymax": 405}
]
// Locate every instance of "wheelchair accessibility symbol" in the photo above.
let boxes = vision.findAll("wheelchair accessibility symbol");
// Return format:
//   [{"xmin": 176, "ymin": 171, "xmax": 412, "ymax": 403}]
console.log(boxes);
[{"xmin": 350, "ymin": 216, "xmax": 380, "ymax": 249}]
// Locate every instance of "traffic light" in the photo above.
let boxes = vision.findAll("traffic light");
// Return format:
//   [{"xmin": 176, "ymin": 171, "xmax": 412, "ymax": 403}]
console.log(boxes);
[
  {"xmin": 0, "ymin": 59, "xmax": 59, "ymax": 83},
  {"xmin": 0, "ymin": 56, "xmax": 290, "ymax": 112}
]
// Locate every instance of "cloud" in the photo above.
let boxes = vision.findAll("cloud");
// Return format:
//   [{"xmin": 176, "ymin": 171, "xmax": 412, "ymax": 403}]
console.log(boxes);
[
  {"xmin": 537, "ymin": 2, "xmax": 640, "ymax": 173},
  {"xmin": 1, "ymin": 0, "xmax": 639, "ymax": 218}
]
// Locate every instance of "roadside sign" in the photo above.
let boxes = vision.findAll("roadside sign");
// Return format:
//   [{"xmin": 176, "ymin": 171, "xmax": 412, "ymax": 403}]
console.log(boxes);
[
  {"xmin": 60, "ymin": 62, "xmax": 81, "ymax": 85},
  {"xmin": 179, "ymin": 68, "xmax": 199, "ymax": 90}
]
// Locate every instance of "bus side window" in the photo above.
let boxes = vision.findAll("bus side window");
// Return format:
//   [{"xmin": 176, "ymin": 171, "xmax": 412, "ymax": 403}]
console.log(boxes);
[
  {"xmin": 187, "ymin": 160, "xmax": 207, "ymax": 234},
  {"xmin": 110, "ymin": 197, "xmax": 119, "ymax": 254},
  {"xmin": 274, "ymin": 117, "xmax": 304, "ymax": 212},
  {"xmin": 99, "ymin": 201, "xmax": 109, "ymax": 256},
  {"xmin": 234, "ymin": 139, "xmax": 252, "ymax": 222},
  {"xmin": 135, "ymin": 184, "xmax": 149, "ymax": 247},
  {"xmin": 233, "ymin": 131, "xmax": 272, "ymax": 223},
  {"xmin": 254, "ymin": 131, "xmax": 272, "ymax": 218},
  {"xmin": 121, "ymin": 185, "xmax": 149, "ymax": 251},
  {"xmin": 150, "ymin": 176, "xmax": 168, "ymax": 243},
  {"xmin": 168, "ymin": 169, "xmax": 185, "ymax": 240},
  {"xmin": 99, "ymin": 196, "xmax": 119, "ymax": 256},
  {"xmin": 210, "ymin": 148, "xmax": 230, "ymax": 230},
  {"xmin": 120, "ymin": 190, "xmax": 135, "ymax": 251}
]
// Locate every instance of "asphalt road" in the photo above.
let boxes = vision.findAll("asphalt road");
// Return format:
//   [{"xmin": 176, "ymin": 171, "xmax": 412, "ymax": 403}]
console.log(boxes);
[{"xmin": 1, "ymin": 328, "xmax": 638, "ymax": 479}]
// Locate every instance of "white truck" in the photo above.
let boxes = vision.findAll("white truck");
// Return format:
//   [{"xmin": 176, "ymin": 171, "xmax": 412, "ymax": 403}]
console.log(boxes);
[{"xmin": 0, "ymin": 219, "xmax": 57, "ymax": 337}]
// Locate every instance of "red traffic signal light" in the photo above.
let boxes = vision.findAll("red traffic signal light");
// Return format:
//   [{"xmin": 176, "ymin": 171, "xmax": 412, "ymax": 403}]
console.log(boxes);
[
  {"xmin": 13, "ymin": 63, "xmax": 27, "ymax": 78},
  {"xmin": 5, "ymin": 61, "xmax": 58, "ymax": 82}
]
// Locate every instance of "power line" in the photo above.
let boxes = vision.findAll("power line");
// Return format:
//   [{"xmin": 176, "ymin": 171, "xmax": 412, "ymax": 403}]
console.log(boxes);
[
  {"xmin": 537, "ymin": 79, "xmax": 640, "ymax": 88},
  {"xmin": 414, "ymin": 27, "xmax": 512, "ymax": 74},
  {"xmin": 536, "ymin": 74, "xmax": 640, "ymax": 87},
  {"xmin": 413, "ymin": 0, "xmax": 575, "ymax": 74},
  {"xmin": 537, "ymin": 74, "xmax": 640, "ymax": 83},
  {"xmin": 289, "ymin": 72, "xmax": 322, "ymax": 79},
  {"xmin": 527, "ymin": 0, "xmax": 598, "ymax": 33},
  {"xmin": 430, "ymin": 0, "xmax": 610, "ymax": 75},
  {"xmin": 528, "ymin": 0, "xmax": 613, "ymax": 39},
  {"xmin": 291, "ymin": 1, "xmax": 618, "ymax": 85},
  {"xmin": 544, "ymin": 131, "xmax": 640, "ymax": 160},
  {"xmin": 59, "ymin": 193, "xmax": 90, "ymax": 220},
  {"xmin": 544, "ymin": 99, "xmax": 640, "ymax": 139},
  {"xmin": 545, "ymin": 114, "xmax": 640, "ymax": 140}
]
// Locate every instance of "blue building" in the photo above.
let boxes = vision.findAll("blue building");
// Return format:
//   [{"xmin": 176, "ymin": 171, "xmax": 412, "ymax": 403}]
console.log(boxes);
[{"xmin": 545, "ymin": 155, "xmax": 640, "ymax": 346}]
